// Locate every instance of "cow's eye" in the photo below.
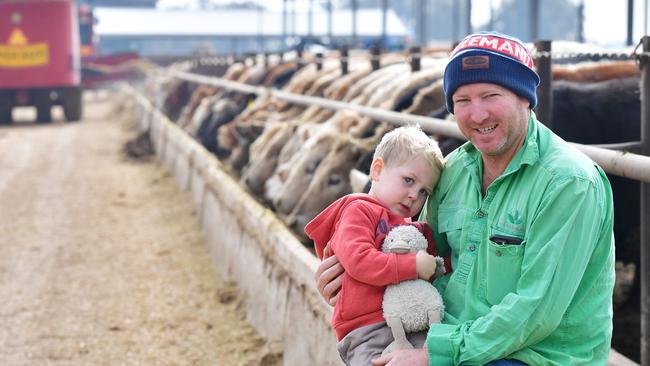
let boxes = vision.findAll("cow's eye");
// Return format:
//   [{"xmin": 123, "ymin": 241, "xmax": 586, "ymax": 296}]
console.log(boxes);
[
  {"xmin": 328, "ymin": 175, "xmax": 342, "ymax": 186},
  {"xmin": 306, "ymin": 159, "xmax": 321, "ymax": 174}
]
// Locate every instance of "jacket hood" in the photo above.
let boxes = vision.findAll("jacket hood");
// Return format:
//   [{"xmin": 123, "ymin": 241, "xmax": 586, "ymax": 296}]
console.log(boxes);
[{"xmin": 304, "ymin": 193, "xmax": 384, "ymax": 259}]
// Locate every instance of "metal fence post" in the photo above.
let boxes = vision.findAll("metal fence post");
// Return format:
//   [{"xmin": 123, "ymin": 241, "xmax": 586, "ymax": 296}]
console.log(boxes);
[
  {"xmin": 370, "ymin": 46, "xmax": 381, "ymax": 71},
  {"xmin": 409, "ymin": 46, "xmax": 421, "ymax": 72},
  {"xmin": 641, "ymin": 35, "xmax": 650, "ymax": 365},
  {"xmin": 534, "ymin": 40, "xmax": 553, "ymax": 130}
]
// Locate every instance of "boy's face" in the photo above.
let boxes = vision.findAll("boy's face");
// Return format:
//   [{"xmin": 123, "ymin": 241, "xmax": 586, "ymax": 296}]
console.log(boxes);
[{"xmin": 368, "ymin": 155, "xmax": 436, "ymax": 218}]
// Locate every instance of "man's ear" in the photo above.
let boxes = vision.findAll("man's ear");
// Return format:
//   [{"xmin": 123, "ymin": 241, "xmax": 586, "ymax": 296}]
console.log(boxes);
[{"xmin": 369, "ymin": 157, "xmax": 384, "ymax": 181}]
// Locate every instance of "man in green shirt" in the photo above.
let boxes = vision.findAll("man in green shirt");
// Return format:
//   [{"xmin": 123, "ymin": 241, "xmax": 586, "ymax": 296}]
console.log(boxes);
[{"xmin": 315, "ymin": 31, "xmax": 615, "ymax": 366}]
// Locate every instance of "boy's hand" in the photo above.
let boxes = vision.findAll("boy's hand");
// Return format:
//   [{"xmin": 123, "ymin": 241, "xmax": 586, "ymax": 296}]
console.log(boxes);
[{"xmin": 415, "ymin": 250, "xmax": 437, "ymax": 281}]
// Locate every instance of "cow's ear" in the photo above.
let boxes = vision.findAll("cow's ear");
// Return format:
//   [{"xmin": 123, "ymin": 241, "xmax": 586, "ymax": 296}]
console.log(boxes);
[{"xmin": 369, "ymin": 157, "xmax": 384, "ymax": 181}]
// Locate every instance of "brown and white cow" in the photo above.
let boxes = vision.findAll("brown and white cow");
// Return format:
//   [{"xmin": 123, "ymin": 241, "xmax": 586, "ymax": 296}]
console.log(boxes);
[{"xmin": 283, "ymin": 124, "xmax": 390, "ymax": 239}]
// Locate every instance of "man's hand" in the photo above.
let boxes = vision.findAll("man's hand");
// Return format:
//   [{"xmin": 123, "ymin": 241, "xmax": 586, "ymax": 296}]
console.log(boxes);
[
  {"xmin": 371, "ymin": 348, "xmax": 429, "ymax": 366},
  {"xmin": 416, "ymin": 250, "xmax": 437, "ymax": 281},
  {"xmin": 314, "ymin": 253, "xmax": 344, "ymax": 306}
]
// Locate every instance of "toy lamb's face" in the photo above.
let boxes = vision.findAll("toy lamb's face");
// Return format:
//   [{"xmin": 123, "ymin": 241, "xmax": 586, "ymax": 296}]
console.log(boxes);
[{"xmin": 382, "ymin": 225, "xmax": 429, "ymax": 254}]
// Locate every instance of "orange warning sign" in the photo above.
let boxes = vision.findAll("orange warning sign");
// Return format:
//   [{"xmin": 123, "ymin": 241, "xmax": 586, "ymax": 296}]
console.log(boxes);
[{"xmin": 8, "ymin": 28, "xmax": 28, "ymax": 46}]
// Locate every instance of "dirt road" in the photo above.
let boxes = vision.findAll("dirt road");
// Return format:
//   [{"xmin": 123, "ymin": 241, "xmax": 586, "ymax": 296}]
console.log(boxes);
[{"xmin": 0, "ymin": 93, "xmax": 280, "ymax": 365}]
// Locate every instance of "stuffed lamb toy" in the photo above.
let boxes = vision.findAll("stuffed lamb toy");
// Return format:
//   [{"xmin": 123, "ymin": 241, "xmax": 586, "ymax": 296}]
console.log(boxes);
[{"xmin": 381, "ymin": 224, "xmax": 445, "ymax": 356}]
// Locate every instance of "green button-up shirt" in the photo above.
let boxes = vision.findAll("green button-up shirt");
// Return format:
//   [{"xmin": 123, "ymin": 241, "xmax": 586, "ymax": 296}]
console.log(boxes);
[{"xmin": 421, "ymin": 113, "xmax": 615, "ymax": 365}]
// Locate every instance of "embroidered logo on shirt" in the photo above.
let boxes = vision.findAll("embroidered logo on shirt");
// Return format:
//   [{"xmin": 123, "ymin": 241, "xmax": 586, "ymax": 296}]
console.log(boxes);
[{"xmin": 507, "ymin": 209, "xmax": 523, "ymax": 225}]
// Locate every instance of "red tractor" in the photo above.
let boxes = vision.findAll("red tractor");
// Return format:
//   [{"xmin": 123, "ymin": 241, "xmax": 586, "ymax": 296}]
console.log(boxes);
[{"xmin": 0, "ymin": 0, "xmax": 83, "ymax": 124}]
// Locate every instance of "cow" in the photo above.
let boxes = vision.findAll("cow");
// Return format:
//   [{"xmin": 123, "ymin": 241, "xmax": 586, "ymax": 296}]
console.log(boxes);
[
  {"xmin": 269, "ymin": 109, "xmax": 368, "ymax": 213},
  {"xmin": 285, "ymin": 131, "xmax": 380, "ymax": 240},
  {"xmin": 241, "ymin": 121, "xmax": 298, "ymax": 196},
  {"xmin": 551, "ymin": 76, "xmax": 640, "ymax": 145},
  {"xmin": 552, "ymin": 60, "xmax": 639, "ymax": 82}
]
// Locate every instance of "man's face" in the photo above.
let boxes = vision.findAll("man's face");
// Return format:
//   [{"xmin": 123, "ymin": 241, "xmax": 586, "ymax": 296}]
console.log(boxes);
[{"xmin": 452, "ymin": 83, "xmax": 530, "ymax": 159}]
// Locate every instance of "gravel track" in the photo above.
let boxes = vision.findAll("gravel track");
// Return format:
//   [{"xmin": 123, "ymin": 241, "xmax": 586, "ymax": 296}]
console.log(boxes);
[{"xmin": 0, "ymin": 93, "xmax": 281, "ymax": 366}]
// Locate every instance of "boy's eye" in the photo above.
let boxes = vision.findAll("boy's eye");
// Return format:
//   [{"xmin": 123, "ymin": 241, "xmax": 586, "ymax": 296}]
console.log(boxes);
[
  {"xmin": 419, "ymin": 188, "xmax": 430, "ymax": 197},
  {"xmin": 403, "ymin": 177, "xmax": 414, "ymax": 185}
]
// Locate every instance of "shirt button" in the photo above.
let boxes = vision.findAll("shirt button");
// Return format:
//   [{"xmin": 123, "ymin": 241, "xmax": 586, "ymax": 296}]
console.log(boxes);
[
  {"xmin": 469, "ymin": 244, "xmax": 476, "ymax": 252},
  {"xmin": 495, "ymin": 250, "xmax": 502, "ymax": 257},
  {"xmin": 477, "ymin": 210, "xmax": 485, "ymax": 218}
]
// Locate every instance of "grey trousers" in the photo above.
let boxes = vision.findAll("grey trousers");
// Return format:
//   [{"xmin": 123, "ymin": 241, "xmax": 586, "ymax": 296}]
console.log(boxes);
[{"xmin": 336, "ymin": 321, "xmax": 428, "ymax": 366}]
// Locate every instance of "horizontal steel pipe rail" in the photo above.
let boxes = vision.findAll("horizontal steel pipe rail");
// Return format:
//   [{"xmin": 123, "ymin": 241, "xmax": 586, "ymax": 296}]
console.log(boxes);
[{"xmin": 169, "ymin": 69, "xmax": 650, "ymax": 184}]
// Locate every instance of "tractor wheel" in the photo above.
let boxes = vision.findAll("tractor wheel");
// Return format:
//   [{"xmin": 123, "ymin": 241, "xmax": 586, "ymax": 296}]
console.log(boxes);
[
  {"xmin": 63, "ymin": 88, "xmax": 82, "ymax": 122},
  {"xmin": 36, "ymin": 104, "xmax": 52, "ymax": 123},
  {"xmin": 0, "ymin": 106, "xmax": 12, "ymax": 125}
]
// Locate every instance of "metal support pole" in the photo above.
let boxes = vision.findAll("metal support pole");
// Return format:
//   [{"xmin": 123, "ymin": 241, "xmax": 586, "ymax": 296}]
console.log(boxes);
[
  {"xmin": 643, "ymin": 0, "xmax": 648, "ymax": 34},
  {"xmin": 465, "ymin": 0, "xmax": 472, "ymax": 35},
  {"xmin": 577, "ymin": 0, "xmax": 585, "ymax": 42},
  {"xmin": 327, "ymin": 0, "xmax": 333, "ymax": 42},
  {"xmin": 381, "ymin": 0, "xmax": 388, "ymax": 51},
  {"xmin": 646, "ymin": 0, "xmax": 649, "ymax": 35},
  {"xmin": 291, "ymin": 0, "xmax": 296, "ymax": 40},
  {"xmin": 315, "ymin": 52, "xmax": 323, "ymax": 71},
  {"xmin": 257, "ymin": 2, "xmax": 264, "ymax": 52},
  {"xmin": 351, "ymin": 0, "xmax": 358, "ymax": 49},
  {"xmin": 628, "ymin": 0, "xmax": 635, "ymax": 46},
  {"xmin": 282, "ymin": 0, "xmax": 287, "ymax": 53},
  {"xmin": 488, "ymin": 0, "xmax": 494, "ymax": 31},
  {"xmin": 641, "ymin": 35, "xmax": 650, "ymax": 366},
  {"xmin": 530, "ymin": 0, "xmax": 539, "ymax": 41},
  {"xmin": 534, "ymin": 40, "xmax": 552, "ymax": 129},
  {"xmin": 464, "ymin": 0, "xmax": 472, "ymax": 35},
  {"xmin": 452, "ymin": 1, "xmax": 459, "ymax": 41},
  {"xmin": 340, "ymin": 46, "xmax": 349, "ymax": 75},
  {"xmin": 417, "ymin": 0, "xmax": 426, "ymax": 47},
  {"xmin": 308, "ymin": 0, "xmax": 313, "ymax": 37}
]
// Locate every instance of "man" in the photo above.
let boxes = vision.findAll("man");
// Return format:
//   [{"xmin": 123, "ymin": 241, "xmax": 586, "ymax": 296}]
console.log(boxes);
[{"xmin": 315, "ymin": 31, "xmax": 615, "ymax": 366}]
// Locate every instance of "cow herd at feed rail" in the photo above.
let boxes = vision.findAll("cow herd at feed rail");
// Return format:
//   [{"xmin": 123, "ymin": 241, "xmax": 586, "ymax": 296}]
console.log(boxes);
[{"xmin": 142, "ymin": 42, "xmax": 643, "ymax": 313}]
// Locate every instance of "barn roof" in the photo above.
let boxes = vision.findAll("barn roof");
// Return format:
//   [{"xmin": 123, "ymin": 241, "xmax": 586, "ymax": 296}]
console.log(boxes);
[{"xmin": 94, "ymin": 7, "xmax": 409, "ymax": 37}]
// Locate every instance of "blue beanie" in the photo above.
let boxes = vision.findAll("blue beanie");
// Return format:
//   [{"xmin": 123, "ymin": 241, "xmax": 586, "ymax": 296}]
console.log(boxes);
[{"xmin": 444, "ymin": 31, "xmax": 540, "ymax": 113}]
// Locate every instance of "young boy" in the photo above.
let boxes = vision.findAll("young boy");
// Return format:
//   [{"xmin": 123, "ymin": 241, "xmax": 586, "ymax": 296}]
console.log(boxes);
[{"xmin": 304, "ymin": 125, "xmax": 448, "ymax": 365}]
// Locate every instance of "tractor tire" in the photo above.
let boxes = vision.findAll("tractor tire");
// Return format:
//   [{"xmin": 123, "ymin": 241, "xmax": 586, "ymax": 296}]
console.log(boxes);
[
  {"xmin": 0, "ymin": 106, "xmax": 12, "ymax": 125},
  {"xmin": 63, "ymin": 88, "xmax": 82, "ymax": 122},
  {"xmin": 36, "ymin": 104, "xmax": 52, "ymax": 123}
]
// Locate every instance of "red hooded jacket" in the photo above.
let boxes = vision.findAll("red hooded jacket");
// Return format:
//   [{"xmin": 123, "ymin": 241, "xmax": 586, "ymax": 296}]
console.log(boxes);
[{"xmin": 304, "ymin": 193, "xmax": 445, "ymax": 340}]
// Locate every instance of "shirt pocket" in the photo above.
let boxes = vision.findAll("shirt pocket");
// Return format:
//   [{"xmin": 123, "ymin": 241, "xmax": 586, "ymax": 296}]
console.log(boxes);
[
  {"xmin": 438, "ymin": 207, "xmax": 473, "ymax": 283},
  {"xmin": 485, "ymin": 234, "xmax": 525, "ymax": 305},
  {"xmin": 438, "ymin": 207, "xmax": 465, "ymax": 248}
]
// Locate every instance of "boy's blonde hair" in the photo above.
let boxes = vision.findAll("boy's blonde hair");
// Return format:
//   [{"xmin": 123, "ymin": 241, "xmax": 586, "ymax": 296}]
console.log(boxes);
[{"xmin": 373, "ymin": 125, "xmax": 445, "ymax": 183}]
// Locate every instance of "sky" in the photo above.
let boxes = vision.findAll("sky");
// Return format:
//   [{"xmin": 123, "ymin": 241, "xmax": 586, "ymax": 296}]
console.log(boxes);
[{"xmin": 156, "ymin": 0, "xmax": 649, "ymax": 48}]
